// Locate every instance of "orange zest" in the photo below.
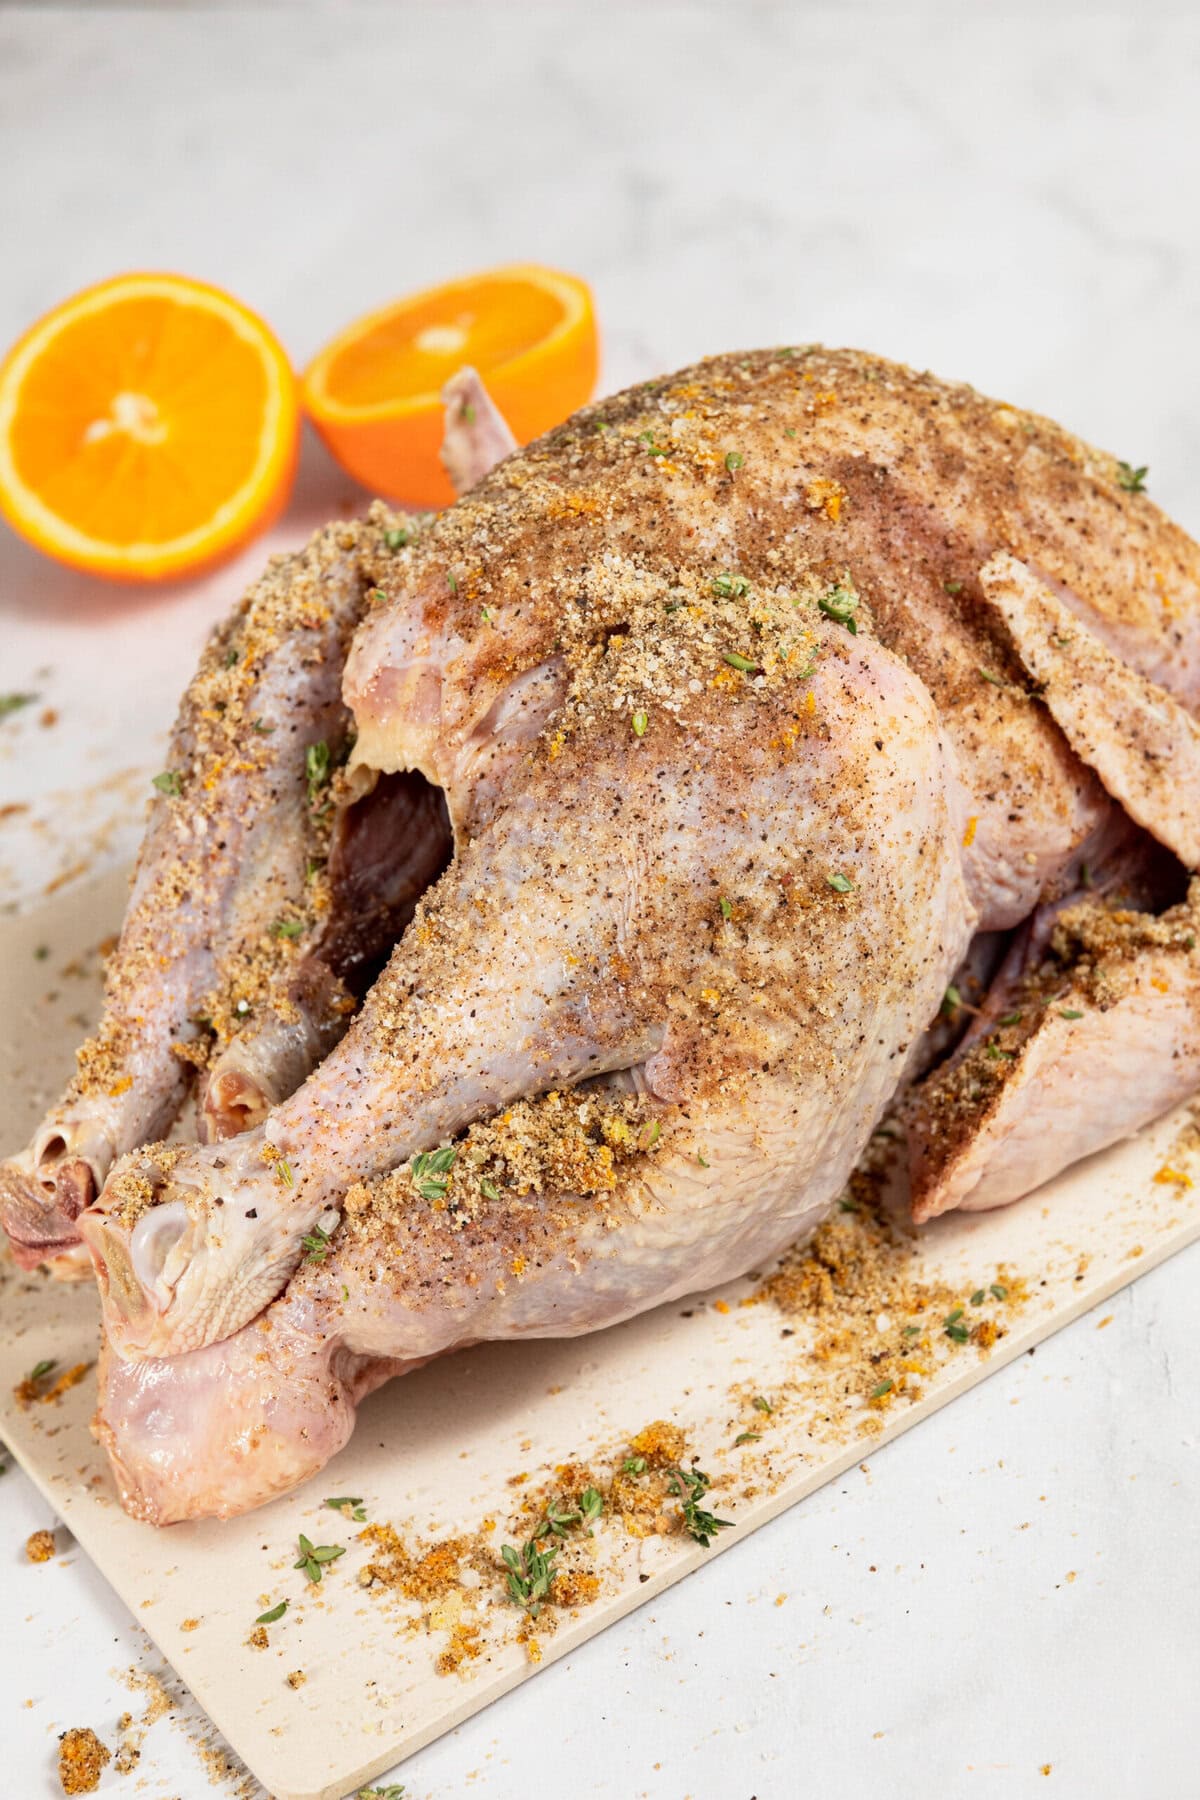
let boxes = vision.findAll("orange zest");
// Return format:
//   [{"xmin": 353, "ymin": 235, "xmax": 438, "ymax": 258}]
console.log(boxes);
[
  {"xmin": 302, "ymin": 264, "xmax": 598, "ymax": 507},
  {"xmin": 0, "ymin": 273, "xmax": 299, "ymax": 582}
]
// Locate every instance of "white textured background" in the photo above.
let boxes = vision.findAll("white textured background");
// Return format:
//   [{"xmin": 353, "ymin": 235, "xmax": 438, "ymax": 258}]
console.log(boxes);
[{"xmin": 2, "ymin": 5, "xmax": 1199, "ymax": 1797}]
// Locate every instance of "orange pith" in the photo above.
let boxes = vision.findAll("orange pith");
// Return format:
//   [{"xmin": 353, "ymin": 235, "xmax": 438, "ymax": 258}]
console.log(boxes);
[
  {"xmin": 302, "ymin": 264, "xmax": 598, "ymax": 508},
  {"xmin": 0, "ymin": 273, "xmax": 299, "ymax": 582}
]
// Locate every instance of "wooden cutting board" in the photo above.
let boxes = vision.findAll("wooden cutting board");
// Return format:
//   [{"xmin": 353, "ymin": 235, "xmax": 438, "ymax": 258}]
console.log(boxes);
[{"xmin": 3, "ymin": 870, "xmax": 1198, "ymax": 1800}]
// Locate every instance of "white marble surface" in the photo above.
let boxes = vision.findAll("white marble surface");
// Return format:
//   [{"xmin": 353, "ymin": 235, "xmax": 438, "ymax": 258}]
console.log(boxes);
[{"xmin": 2, "ymin": 4, "xmax": 1199, "ymax": 1796}]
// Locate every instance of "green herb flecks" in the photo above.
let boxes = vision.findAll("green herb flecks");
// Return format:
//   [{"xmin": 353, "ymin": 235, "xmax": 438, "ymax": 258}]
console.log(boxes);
[
  {"xmin": 719, "ymin": 897, "xmax": 733, "ymax": 919},
  {"xmin": 724, "ymin": 450, "xmax": 744, "ymax": 472},
  {"xmin": 722, "ymin": 649, "xmax": 759, "ymax": 673},
  {"xmin": 152, "ymin": 770, "xmax": 182, "ymax": 797},
  {"xmin": 1057, "ymin": 1007, "xmax": 1084, "ymax": 1021},
  {"xmin": 752, "ymin": 1395, "xmax": 773, "ymax": 1415},
  {"xmin": 621, "ymin": 1455, "xmax": 648, "ymax": 1477},
  {"xmin": 667, "ymin": 1466, "xmax": 733, "ymax": 1548},
  {"xmin": 271, "ymin": 918, "xmax": 305, "ymax": 939},
  {"xmin": 818, "ymin": 583, "xmax": 859, "ymax": 634},
  {"xmin": 970, "ymin": 1288, "xmax": 987, "ymax": 1307},
  {"xmin": 28, "ymin": 1358, "xmax": 57, "ymax": 1385},
  {"xmin": 324, "ymin": 1496, "xmax": 367, "ymax": 1522},
  {"xmin": 500, "ymin": 1536, "xmax": 559, "ymax": 1617},
  {"xmin": 827, "ymin": 872, "xmax": 855, "ymax": 894},
  {"xmin": 941, "ymin": 984, "xmax": 962, "ymax": 1017},
  {"xmin": 479, "ymin": 1176, "xmax": 502, "ymax": 1203},
  {"xmin": 1116, "ymin": 461, "xmax": 1148, "ymax": 493},
  {"xmin": 712, "ymin": 572, "xmax": 750, "ymax": 598},
  {"xmin": 256, "ymin": 1600, "xmax": 288, "ymax": 1625},
  {"xmin": 978, "ymin": 667, "xmax": 1005, "ymax": 687},
  {"xmin": 305, "ymin": 740, "xmax": 331, "ymax": 805},
  {"xmin": 990, "ymin": 1283, "xmax": 1008, "ymax": 1301},
  {"xmin": 734, "ymin": 1432, "xmax": 760, "ymax": 1446},
  {"xmin": 632, "ymin": 709, "xmax": 648, "ymax": 737},
  {"xmin": 384, "ymin": 526, "xmax": 409, "ymax": 550},
  {"xmin": 943, "ymin": 579, "xmax": 964, "ymax": 596},
  {"xmin": 411, "ymin": 1144, "xmax": 457, "ymax": 1201},
  {"xmin": 294, "ymin": 1534, "xmax": 345, "ymax": 1584},
  {"xmin": 0, "ymin": 692, "xmax": 38, "ymax": 721},
  {"xmin": 870, "ymin": 1379, "xmax": 894, "ymax": 1400},
  {"xmin": 301, "ymin": 1224, "xmax": 335, "ymax": 1264},
  {"xmin": 943, "ymin": 1308, "xmax": 970, "ymax": 1344}
]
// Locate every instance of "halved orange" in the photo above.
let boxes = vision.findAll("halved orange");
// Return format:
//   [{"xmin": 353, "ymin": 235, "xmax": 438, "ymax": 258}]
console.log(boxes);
[
  {"xmin": 302, "ymin": 264, "xmax": 598, "ymax": 508},
  {"xmin": 0, "ymin": 273, "xmax": 299, "ymax": 582}
]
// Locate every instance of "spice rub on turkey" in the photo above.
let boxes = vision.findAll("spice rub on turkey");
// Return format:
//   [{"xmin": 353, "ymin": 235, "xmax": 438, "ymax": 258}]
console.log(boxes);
[{"xmin": 6, "ymin": 346, "xmax": 1200, "ymax": 1522}]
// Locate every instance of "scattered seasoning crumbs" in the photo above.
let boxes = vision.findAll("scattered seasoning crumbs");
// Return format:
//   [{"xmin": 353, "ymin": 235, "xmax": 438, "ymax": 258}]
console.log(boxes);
[
  {"xmin": 58, "ymin": 1727, "xmax": 110, "ymax": 1795},
  {"xmin": 16, "ymin": 1360, "xmax": 90, "ymax": 1407},
  {"xmin": 26, "ymin": 1529, "xmax": 56, "ymax": 1563},
  {"xmin": 286, "ymin": 1670, "xmax": 307, "ymax": 1689}
]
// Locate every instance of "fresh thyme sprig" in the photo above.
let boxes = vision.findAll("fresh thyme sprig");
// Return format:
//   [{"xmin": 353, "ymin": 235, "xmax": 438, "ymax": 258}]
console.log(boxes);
[
  {"xmin": 293, "ymin": 1533, "xmax": 345, "ymax": 1584},
  {"xmin": 667, "ymin": 1466, "xmax": 732, "ymax": 1547},
  {"xmin": 1116, "ymin": 460, "xmax": 1148, "ymax": 493},
  {"xmin": 411, "ymin": 1144, "xmax": 457, "ymax": 1201},
  {"xmin": 301, "ymin": 1221, "xmax": 332, "ymax": 1262},
  {"xmin": 500, "ymin": 1536, "xmax": 560, "ymax": 1617}
]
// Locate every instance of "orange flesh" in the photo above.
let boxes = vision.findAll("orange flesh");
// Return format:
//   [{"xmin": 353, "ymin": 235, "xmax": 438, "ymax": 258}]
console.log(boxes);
[
  {"xmin": 0, "ymin": 274, "xmax": 298, "ymax": 580},
  {"xmin": 327, "ymin": 278, "xmax": 566, "ymax": 409}
]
